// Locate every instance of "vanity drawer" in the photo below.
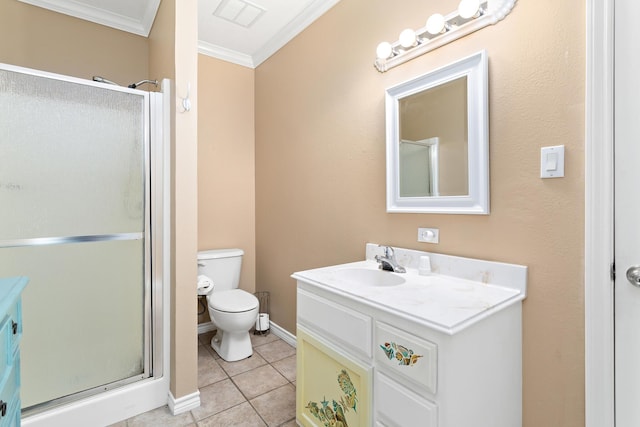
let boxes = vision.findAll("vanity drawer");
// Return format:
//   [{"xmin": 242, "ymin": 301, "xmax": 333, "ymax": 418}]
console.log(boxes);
[
  {"xmin": 376, "ymin": 371, "xmax": 438, "ymax": 427},
  {"xmin": 0, "ymin": 318, "xmax": 8, "ymax": 368},
  {"xmin": 6, "ymin": 299, "xmax": 22, "ymax": 355},
  {"xmin": 2, "ymin": 396, "xmax": 20, "ymax": 427},
  {"xmin": 7, "ymin": 299, "xmax": 22, "ymax": 358},
  {"xmin": 375, "ymin": 322, "xmax": 437, "ymax": 395},
  {"xmin": 297, "ymin": 288, "xmax": 372, "ymax": 359},
  {"xmin": 0, "ymin": 362, "xmax": 19, "ymax": 427},
  {"xmin": 0, "ymin": 298, "xmax": 22, "ymax": 367}
]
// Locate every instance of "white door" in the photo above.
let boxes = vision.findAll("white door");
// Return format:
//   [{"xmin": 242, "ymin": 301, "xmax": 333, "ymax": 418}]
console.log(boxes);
[{"xmin": 614, "ymin": 0, "xmax": 640, "ymax": 423}]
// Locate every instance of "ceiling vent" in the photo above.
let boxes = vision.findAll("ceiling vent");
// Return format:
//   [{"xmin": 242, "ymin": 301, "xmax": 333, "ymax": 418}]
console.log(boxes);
[{"xmin": 213, "ymin": 0, "xmax": 266, "ymax": 28}]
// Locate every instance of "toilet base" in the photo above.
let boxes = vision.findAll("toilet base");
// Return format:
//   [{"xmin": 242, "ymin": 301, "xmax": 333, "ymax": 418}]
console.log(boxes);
[{"xmin": 210, "ymin": 330, "xmax": 253, "ymax": 362}]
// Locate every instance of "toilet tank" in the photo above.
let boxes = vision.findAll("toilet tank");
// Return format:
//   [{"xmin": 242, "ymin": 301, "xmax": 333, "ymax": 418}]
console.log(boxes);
[{"xmin": 197, "ymin": 249, "xmax": 243, "ymax": 292}]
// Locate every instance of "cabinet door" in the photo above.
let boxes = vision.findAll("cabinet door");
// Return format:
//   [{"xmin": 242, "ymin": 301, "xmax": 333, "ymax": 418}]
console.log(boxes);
[{"xmin": 297, "ymin": 327, "xmax": 372, "ymax": 427}]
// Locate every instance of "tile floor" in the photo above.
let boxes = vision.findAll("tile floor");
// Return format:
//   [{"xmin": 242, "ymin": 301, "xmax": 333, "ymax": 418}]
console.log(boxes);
[{"xmin": 111, "ymin": 330, "xmax": 297, "ymax": 427}]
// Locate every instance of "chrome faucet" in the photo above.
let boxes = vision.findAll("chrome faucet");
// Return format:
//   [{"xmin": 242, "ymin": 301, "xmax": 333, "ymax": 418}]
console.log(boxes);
[{"xmin": 375, "ymin": 245, "xmax": 406, "ymax": 273}]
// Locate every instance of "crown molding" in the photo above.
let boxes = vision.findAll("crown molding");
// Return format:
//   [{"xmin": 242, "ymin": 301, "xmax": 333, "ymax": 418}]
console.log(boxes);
[
  {"xmin": 197, "ymin": 40, "xmax": 256, "ymax": 68},
  {"xmin": 18, "ymin": 0, "xmax": 160, "ymax": 37},
  {"xmin": 20, "ymin": 0, "xmax": 342, "ymax": 67},
  {"xmin": 199, "ymin": 0, "xmax": 341, "ymax": 68}
]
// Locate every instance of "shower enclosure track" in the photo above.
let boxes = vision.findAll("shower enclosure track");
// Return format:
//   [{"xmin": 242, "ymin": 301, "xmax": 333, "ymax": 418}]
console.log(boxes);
[{"xmin": 0, "ymin": 233, "xmax": 143, "ymax": 248}]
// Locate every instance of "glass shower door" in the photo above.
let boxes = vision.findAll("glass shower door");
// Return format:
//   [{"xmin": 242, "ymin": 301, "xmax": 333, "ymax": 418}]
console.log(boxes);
[{"xmin": 0, "ymin": 65, "xmax": 151, "ymax": 410}]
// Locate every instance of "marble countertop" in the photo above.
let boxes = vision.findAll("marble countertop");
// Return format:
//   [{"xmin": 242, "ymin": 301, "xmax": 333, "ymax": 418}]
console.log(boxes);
[{"xmin": 293, "ymin": 255, "xmax": 526, "ymax": 335}]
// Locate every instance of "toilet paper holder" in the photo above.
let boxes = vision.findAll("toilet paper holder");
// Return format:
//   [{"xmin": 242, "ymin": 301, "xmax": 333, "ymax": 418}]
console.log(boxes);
[
  {"xmin": 254, "ymin": 291, "xmax": 270, "ymax": 335},
  {"xmin": 197, "ymin": 275, "xmax": 214, "ymax": 295}
]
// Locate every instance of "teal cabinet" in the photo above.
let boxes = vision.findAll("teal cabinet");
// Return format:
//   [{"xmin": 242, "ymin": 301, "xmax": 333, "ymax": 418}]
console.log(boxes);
[{"xmin": 0, "ymin": 277, "xmax": 27, "ymax": 427}]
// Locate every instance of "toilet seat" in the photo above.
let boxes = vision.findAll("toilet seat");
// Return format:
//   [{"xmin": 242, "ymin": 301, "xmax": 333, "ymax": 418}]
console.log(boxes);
[{"xmin": 208, "ymin": 289, "xmax": 258, "ymax": 313}]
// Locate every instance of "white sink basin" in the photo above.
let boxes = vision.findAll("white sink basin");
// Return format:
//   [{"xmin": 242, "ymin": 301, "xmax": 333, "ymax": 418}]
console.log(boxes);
[{"xmin": 333, "ymin": 267, "xmax": 406, "ymax": 287}]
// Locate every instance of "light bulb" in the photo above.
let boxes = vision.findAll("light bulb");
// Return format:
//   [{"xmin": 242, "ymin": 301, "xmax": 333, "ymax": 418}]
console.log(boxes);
[
  {"xmin": 426, "ymin": 13, "xmax": 446, "ymax": 35},
  {"xmin": 399, "ymin": 28, "xmax": 417, "ymax": 48},
  {"xmin": 458, "ymin": 0, "xmax": 481, "ymax": 19},
  {"xmin": 376, "ymin": 42, "xmax": 393, "ymax": 60}
]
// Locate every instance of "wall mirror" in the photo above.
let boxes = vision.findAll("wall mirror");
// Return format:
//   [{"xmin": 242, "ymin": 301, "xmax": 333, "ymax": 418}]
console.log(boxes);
[{"xmin": 385, "ymin": 50, "xmax": 489, "ymax": 214}]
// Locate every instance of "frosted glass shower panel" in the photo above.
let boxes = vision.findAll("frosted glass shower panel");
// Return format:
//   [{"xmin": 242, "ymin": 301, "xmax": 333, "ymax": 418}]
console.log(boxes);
[
  {"xmin": 400, "ymin": 142, "xmax": 437, "ymax": 197},
  {"xmin": 0, "ymin": 69, "xmax": 146, "ymax": 239},
  {"xmin": 0, "ymin": 240, "xmax": 146, "ymax": 408}
]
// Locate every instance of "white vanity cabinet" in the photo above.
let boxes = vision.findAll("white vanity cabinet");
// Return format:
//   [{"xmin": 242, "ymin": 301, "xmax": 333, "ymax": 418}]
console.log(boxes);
[{"xmin": 294, "ymin": 244, "xmax": 527, "ymax": 427}]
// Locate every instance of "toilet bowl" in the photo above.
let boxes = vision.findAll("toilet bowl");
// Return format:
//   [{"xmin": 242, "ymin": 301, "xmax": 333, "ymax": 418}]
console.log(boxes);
[
  {"xmin": 208, "ymin": 289, "xmax": 259, "ymax": 361},
  {"xmin": 197, "ymin": 249, "xmax": 259, "ymax": 362}
]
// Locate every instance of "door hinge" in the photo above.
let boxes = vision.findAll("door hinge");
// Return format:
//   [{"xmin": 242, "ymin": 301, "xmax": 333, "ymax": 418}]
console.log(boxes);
[{"xmin": 611, "ymin": 262, "xmax": 616, "ymax": 281}]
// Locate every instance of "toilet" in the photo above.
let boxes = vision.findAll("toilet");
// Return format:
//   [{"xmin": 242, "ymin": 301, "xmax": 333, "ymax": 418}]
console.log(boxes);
[{"xmin": 197, "ymin": 249, "xmax": 259, "ymax": 362}]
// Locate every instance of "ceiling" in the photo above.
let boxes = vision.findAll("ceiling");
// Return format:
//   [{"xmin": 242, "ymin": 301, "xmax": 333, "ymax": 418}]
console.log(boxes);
[{"xmin": 17, "ymin": 0, "xmax": 341, "ymax": 68}]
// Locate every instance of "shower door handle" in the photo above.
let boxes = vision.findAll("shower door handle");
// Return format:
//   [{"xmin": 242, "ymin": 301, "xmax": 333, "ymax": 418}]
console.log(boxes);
[{"xmin": 626, "ymin": 266, "xmax": 640, "ymax": 287}]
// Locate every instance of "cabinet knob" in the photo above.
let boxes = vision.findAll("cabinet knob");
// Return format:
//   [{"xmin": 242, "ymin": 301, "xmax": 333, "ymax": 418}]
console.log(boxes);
[{"xmin": 11, "ymin": 321, "xmax": 17, "ymax": 335}]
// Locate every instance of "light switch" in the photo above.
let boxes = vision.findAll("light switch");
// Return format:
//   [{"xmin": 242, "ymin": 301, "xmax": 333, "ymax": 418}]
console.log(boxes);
[
  {"xmin": 541, "ymin": 145, "xmax": 565, "ymax": 178},
  {"xmin": 546, "ymin": 152, "xmax": 558, "ymax": 170}
]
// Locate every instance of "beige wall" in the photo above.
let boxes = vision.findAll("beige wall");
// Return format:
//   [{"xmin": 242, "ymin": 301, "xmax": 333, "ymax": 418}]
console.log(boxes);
[
  {"xmin": 149, "ymin": 0, "xmax": 175, "ymax": 83},
  {"xmin": 163, "ymin": 0, "xmax": 200, "ymax": 401},
  {"xmin": 255, "ymin": 0, "xmax": 585, "ymax": 426},
  {"xmin": 0, "ymin": 0, "xmax": 149, "ymax": 84},
  {"xmin": 198, "ymin": 54, "xmax": 256, "ymax": 308}
]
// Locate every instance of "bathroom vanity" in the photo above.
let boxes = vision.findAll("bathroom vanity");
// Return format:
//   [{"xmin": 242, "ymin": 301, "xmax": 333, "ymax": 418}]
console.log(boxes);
[
  {"xmin": 293, "ymin": 244, "xmax": 526, "ymax": 427},
  {"xmin": 0, "ymin": 276, "xmax": 27, "ymax": 427}
]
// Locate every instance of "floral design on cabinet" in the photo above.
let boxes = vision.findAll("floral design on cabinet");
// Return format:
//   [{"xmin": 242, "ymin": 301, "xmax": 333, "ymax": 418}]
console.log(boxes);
[
  {"xmin": 379, "ymin": 341, "xmax": 424, "ymax": 366},
  {"xmin": 305, "ymin": 369, "xmax": 357, "ymax": 427}
]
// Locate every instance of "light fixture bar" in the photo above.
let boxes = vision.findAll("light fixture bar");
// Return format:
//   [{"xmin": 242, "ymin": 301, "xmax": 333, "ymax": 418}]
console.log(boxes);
[{"xmin": 374, "ymin": 0, "xmax": 516, "ymax": 72}]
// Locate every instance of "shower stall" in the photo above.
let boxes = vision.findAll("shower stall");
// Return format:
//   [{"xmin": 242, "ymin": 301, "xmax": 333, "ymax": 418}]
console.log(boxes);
[
  {"xmin": 0, "ymin": 63, "xmax": 169, "ymax": 424},
  {"xmin": 399, "ymin": 137, "xmax": 440, "ymax": 197}
]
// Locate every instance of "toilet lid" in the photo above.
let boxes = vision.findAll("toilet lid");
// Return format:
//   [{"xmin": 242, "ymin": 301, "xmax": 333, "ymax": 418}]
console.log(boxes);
[{"xmin": 209, "ymin": 289, "xmax": 258, "ymax": 313}]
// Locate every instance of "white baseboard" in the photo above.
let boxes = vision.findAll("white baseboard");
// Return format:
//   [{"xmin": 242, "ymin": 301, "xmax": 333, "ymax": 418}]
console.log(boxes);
[
  {"xmin": 197, "ymin": 321, "xmax": 216, "ymax": 335},
  {"xmin": 22, "ymin": 377, "xmax": 169, "ymax": 427},
  {"xmin": 198, "ymin": 320, "xmax": 296, "ymax": 348},
  {"xmin": 269, "ymin": 321, "xmax": 297, "ymax": 348},
  {"xmin": 168, "ymin": 390, "xmax": 201, "ymax": 415}
]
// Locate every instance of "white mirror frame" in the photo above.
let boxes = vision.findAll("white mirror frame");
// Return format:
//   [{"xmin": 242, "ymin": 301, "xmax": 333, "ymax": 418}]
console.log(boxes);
[{"xmin": 385, "ymin": 50, "xmax": 489, "ymax": 214}]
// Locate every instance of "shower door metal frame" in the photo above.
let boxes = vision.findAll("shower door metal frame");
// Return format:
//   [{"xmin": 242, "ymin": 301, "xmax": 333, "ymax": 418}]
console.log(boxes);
[{"xmin": 0, "ymin": 62, "xmax": 161, "ymax": 415}]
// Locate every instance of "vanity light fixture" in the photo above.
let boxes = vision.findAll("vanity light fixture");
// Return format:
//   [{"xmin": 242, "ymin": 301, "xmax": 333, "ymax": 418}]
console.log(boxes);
[
  {"xmin": 425, "ymin": 13, "xmax": 448, "ymax": 35},
  {"xmin": 376, "ymin": 42, "xmax": 394, "ymax": 60},
  {"xmin": 458, "ymin": 0, "xmax": 483, "ymax": 19},
  {"xmin": 374, "ymin": 0, "xmax": 516, "ymax": 72},
  {"xmin": 399, "ymin": 28, "xmax": 418, "ymax": 48}
]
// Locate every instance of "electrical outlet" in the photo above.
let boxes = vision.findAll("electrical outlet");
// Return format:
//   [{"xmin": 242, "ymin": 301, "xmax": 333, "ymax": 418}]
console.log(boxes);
[{"xmin": 418, "ymin": 228, "xmax": 439, "ymax": 243}]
